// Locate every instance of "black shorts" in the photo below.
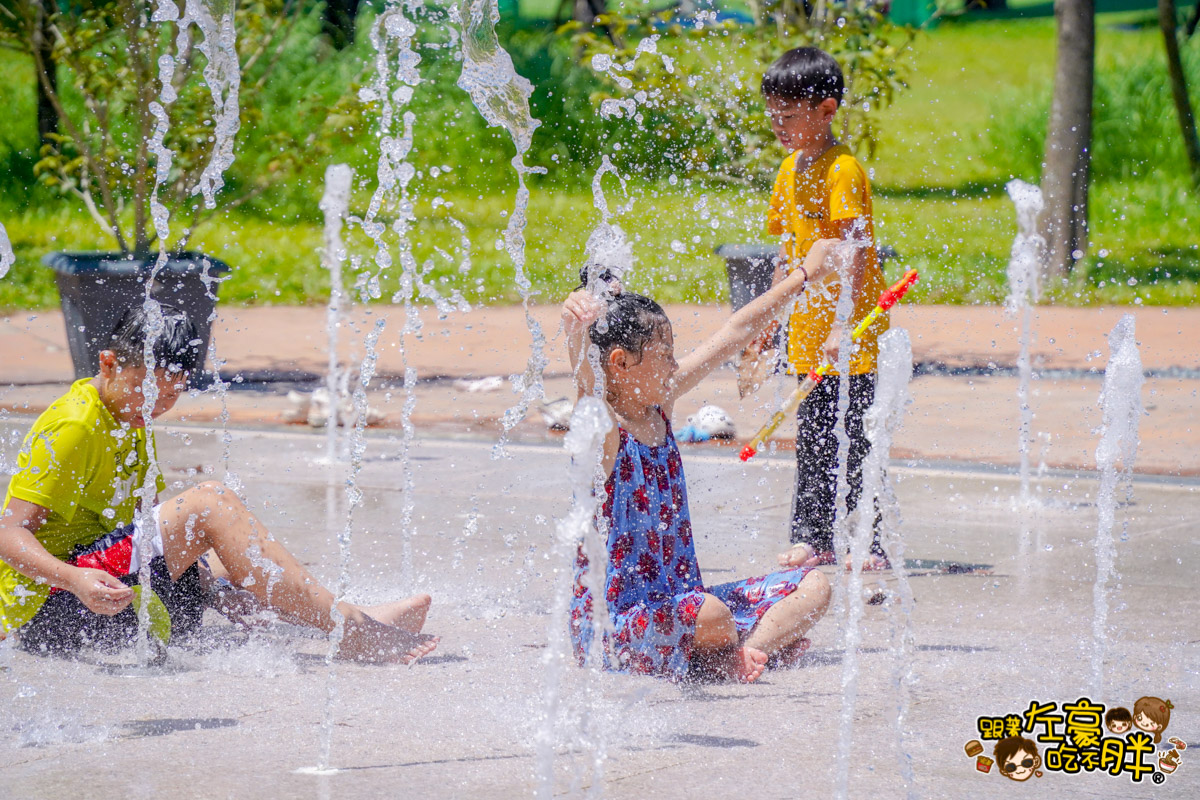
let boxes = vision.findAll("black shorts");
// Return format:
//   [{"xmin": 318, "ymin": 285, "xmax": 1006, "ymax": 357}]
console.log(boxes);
[{"xmin": 18, "ymin": 524, "xmax": 206, "ymax": 656}]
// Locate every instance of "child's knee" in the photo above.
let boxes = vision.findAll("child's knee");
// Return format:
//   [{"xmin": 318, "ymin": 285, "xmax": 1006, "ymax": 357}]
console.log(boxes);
[
  {"xmin": 801, "ymin": 569, "xmax": 832, "ymax": 607},
  {"xmin": 695, "ymin": 594, "xmax": 737, "ymax": 648}
]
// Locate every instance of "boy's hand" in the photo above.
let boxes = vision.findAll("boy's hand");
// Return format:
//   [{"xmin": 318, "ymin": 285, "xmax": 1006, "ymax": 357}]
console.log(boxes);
[
  {"xmin": 70, "ymin": 567, "xmax": 134, "ymax": 616},
  {"xmin": 822, "ymin": 325, "xmax": 856, "ymax": 365},
  {"xmin": 562, "ymin": 290, "xmax": 606, "ymax": 339}
]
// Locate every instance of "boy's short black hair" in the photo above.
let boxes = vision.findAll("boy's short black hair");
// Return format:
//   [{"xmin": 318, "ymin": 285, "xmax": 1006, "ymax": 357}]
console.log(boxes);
[
  {"xmin": 107, "ymin": 302, "xmax": 203, "ymax": 374},
  {"xmin": 761, "ymin": 47, "xmax": 845, "ymax": 104}
]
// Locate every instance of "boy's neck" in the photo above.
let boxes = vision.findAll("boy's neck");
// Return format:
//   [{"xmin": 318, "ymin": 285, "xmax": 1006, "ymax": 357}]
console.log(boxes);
[
  {"xmin": 793, "ymin": 131, "xmax": 839, "ymax": 165},
  {"xmin": 91, "ymin": 376, "xmax": 136, "ymax": 428}
]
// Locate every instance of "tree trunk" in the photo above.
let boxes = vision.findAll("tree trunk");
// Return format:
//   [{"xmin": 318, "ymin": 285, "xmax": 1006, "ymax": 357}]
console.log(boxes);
[
  {"xmin": 34, "ymin": 0, "xmax": 58, "ymax": 146},
  {"xmin": 1160, "ymin": 0, "xmax": 1200, "ymax": 186},
  {"xmin": 1040, "ymin": 0, "xmax": 1095, "ymax": 280},
  {"xmin": 1187, "ymin": 0, "xmax": 1199, "ymax": 37},
  {"xmin": 322, "ymin": 0, "xmax": 360, "ymax": 50},
  {"xmin": 573, "ymin": 0, "xmax": 606, "ymax": 24}
]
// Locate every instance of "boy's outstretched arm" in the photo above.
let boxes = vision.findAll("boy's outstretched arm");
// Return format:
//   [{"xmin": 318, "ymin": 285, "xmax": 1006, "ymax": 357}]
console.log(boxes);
[
  {"xmin": 671, "ymin": 239, "xmax": 845, "ymax": 400},
  {"xmin": 0, "ymin": 499, "xmax": 134, "ymax": 616}
]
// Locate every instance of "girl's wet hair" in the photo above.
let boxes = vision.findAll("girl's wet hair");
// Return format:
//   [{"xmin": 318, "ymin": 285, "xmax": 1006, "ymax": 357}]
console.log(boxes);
[
  {"xmin": 108, "ymin": 303, "xmax": 203, "ymax": 374},
  {"xmin": 577, "ymin": 264, "xmax": 619, "ymax": 291},
  {"xmin": 588, "ymin": 292, "xmax": 669, "ymax": 361}
]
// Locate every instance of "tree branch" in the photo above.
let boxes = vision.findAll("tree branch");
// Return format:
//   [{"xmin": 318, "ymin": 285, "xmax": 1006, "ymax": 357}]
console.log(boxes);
[{"xmin": 32, "ymin": 22, "xmax": 129, "ymax": 252}]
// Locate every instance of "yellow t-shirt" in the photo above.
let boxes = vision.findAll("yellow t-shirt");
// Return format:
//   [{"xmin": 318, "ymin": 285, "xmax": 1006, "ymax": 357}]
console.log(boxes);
[
  {"xmin": 767, "ymin": 144, "xmax": 888, "ymax": 375},
  {"xmin": 1, "ymin": 379, "xmax": 163, "ymax": 632}
]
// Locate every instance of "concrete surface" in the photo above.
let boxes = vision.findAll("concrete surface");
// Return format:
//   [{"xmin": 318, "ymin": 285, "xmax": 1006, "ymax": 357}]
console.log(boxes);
[{"xmin": 1, "ymin": 421, "xmax": 1197, "ymax": 799}]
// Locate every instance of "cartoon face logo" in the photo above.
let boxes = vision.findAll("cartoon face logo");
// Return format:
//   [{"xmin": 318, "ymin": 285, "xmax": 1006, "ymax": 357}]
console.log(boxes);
[
  {"xmin": 1133, "ymin": 696, "xmax": 1174, "ymax": 743},
  {"xmin": 994, "ymin": 736, "xmax": 1042, "ymax": 782},
  {"xmin": 1105, "ymin": 706, "xmax": 1133, "ymax": 734}
]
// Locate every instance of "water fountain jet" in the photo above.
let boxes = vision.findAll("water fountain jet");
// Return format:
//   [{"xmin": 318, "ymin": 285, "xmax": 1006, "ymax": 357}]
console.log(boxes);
[
  {"xmin": 1004, "ymin": 179, "xmax": 1045, "ymax": 511},
  {"xmin": 835, "ymin": 326, "xmax": 917, "ymax": 799},
  {"xmin": 1090, "ymin": 314, "xmax": 1143, "ymax": 701}
]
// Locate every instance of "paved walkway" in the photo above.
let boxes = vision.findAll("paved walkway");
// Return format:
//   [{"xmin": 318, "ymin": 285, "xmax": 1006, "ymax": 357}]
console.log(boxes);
[
  {"xmin": 2, "ymin": 304, "xmax": 1197, "ymax": 474},
  {"xmin": 1, "ymin": 423, "xmax": 1196, "ymax": 798}
]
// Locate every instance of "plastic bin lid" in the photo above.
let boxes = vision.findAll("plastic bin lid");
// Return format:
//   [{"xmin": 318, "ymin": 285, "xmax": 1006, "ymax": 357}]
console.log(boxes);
[
  {"xmin": 42, "ymin": 251, "xmax": 232, "ymax": 275},
  {"xmin": 713, "ymin": 244, "xmax": 778, "ymax": 259}
]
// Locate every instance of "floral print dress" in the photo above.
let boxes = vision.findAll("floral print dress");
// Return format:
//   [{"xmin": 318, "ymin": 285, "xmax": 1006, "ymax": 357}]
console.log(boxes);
[{"xmin": 569, "ymin": 409, "xmax": 813, "ymax": 680}]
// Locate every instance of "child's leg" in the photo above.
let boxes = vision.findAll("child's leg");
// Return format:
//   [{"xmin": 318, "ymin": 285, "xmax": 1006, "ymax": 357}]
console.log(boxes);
[
  {"xmin": 744, "ymin": 569, "xmax": 831, "ymax": 656},
  {"xmin": 790, "ymin": 376, "xmax": 838, "ymax": 552},
  {"xmin": 844, "ymin": 373, "xmax": 887, "ymax": 567},
  {"xmin": 199, "ymin": 552, "xmax": 431, "ymax": 633},
  {"xmin": 692, "ymin": 593, "xmax": 767, "ymax": 683},
  {"xmin": 158, "ymin": 482, "xmax": 436, "ymax": 663},
  {"xmin": 782, "ymin": 374, "xmax": 889, "ymax": 570}
]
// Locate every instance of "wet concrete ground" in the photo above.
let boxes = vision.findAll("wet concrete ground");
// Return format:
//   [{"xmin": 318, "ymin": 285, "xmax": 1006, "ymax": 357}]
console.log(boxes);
[{"xmin": 1, "ymin": 421, "xmax": 1197, "ymax": 798}]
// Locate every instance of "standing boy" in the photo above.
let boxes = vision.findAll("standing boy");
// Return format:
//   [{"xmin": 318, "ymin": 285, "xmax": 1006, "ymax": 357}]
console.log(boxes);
[
  {"xmin": 760, "ymin": 47, "xmax": 890, "ymax": 570},
  {"xmin": 1, "ymin": 304, "xmax": 437, "ymax": 661}
]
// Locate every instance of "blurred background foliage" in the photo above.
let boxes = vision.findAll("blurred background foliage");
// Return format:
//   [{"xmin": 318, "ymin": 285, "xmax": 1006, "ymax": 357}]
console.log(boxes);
[{"xmin": 0, "ymin": 0, "xmax": 1196, "ymax": 309}]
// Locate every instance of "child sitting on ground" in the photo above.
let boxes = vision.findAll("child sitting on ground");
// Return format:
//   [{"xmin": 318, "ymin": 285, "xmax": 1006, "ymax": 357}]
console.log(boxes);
[
  {"xmin": 561, "ymin": 241, "xmax": 845, "ymax": 682},
  {"xmin": 0, "ymin": 304, "xmax": 437, "ymax": 663}
]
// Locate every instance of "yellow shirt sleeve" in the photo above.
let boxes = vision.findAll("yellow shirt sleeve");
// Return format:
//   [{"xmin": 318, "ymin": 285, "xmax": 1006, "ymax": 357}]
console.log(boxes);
[
  {"xmin": 6, "ymin": 420, "xmax": 95, "ymax": 523},
  {"xmin": 766, "ymin": 154, "xmax": 795, "ymax": 236},
  {"xmin": 828, "ymin": 156, "xmax": 868, "ymax": 223}
]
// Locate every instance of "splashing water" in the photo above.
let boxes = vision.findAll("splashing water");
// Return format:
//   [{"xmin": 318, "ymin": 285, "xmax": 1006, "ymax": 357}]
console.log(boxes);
[
  {"xmin": 129, "ymin": 0, "xmax": 190, "ymax": 666},
  {"xmin": 188, "ymin": 0, "xmax": 241, "ymax": 208},
  {"xmin": 0, "ymin": 220, "xmax": 13, "ymax": 279},
  {"xmin": 316, "ymin": 318, "xmax": 387, "ymax": 773},
  {"xmin": 1091, "ymin": 314, "xmax": 1144, "ymax": 701},
  {"xmin": 1004, "ymin": 179, "xmax": 1045, "ymax": 509},
  {"xmin": 188, "ymin": 0, "xmax": 241, "ymax": 490},
  {"xmin": 835, "ymin": 326, "xmax": 916, "ymax": 800},
  {"xmin": 820, "ymin": 239, "xmax": 858, "ymax": 800},
  {"xmin": 357, "ymin": 2, "xmax": 423, "ymax": 592},
  {"xmin": 452, "ymin": 0, "xmax": 548, "ymax": 458},
  {"xmin": 320, "ymin": 164, "xmax": 355, "ymax": 463},
  {"xmin": 581, "ymin": 156, "xmax": 632, "ymax": 290},
  {"xmin": 126, "ymin": 0, "xmax": 246, "ymax": 664},
  {"xmin": 536, "ymin": 397, "xmax": 612, "ymax": 800},
  {"xmin": 841, "ymin": 328, "xmax": 919, "ymax": 799}
]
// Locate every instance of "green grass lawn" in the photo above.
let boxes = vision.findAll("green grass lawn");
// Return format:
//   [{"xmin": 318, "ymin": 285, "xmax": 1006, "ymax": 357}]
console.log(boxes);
[{"xmin": 1, "ymin": 12, "xmax": 1197, "ymax": 311}]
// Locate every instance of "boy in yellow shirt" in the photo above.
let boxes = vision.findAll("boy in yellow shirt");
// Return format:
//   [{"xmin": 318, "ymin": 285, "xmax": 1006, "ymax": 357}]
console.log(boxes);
[
  {"xmin": 761, "ymin": 47, "xmax": 890, "ymax": 570},
  {"xmin": 1, "ymin": 304, "xmax": 437, "ymax": 661}
]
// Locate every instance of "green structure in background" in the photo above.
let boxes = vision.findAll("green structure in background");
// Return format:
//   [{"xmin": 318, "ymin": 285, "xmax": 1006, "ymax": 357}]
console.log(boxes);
[
  {"xmin": 889, "ymin": 0, "xmax": 937, "ymax": 26},
  {"xmin": 888, "ymin": 0, "xmax": 1161, "ymax": 27}
]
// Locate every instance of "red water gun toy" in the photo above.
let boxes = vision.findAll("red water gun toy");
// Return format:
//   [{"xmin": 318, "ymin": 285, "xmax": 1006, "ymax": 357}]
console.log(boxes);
[{"xmin": 739, "ymin": 269, "xmax": 920, "ymax": 462}]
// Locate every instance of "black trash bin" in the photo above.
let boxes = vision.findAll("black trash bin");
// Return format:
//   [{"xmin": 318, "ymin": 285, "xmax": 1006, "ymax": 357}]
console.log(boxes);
[
  {"xmin": 43, "ymin": 251, "xmax": 231, "ymax": 386},
  {"xmin": 717, "ymin": 243, "xmax": 900, "ymax": 310},
  {"xmin": 714, "ymin": 244, "xmax": 778, "ymax": 312}
]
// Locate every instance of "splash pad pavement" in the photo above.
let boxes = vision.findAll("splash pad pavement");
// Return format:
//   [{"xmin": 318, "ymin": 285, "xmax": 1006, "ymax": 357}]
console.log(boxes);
[{"xmin": 1, "ymin": 420, "xmax": 1196, "ymax": 798}]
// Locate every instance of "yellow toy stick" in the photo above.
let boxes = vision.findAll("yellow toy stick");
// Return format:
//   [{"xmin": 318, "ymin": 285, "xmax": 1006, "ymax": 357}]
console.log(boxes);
[{"xmin": 739, "ymin": 269, "xmax": 920, "ymax": 462}]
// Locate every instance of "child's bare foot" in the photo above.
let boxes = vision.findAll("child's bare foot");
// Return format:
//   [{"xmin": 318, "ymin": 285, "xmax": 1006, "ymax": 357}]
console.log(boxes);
[
  {"xmin": 846, "ymin": 554, "xmax": 891, "ymax": 572},
  {"xmin": 723, "ymin": 645, "xmax": 768, "ymax": 683},
  {"xmin": 778, "ymin": 543, "xmax": 814, "ymax": 568},
  {"xmin": 767, "ymin": 637, "xmax": 812, "ymax": 670},
  {"xmin": 338, "ymin": 615, "xmax": 439, "ymax": 664},
  {"xmin": 778, "ymin": 544, "xmax": 835, "ymax": 569},
  {"xmin": 363, "ymin": 594, "xmax": 431, "ymax": 633}
]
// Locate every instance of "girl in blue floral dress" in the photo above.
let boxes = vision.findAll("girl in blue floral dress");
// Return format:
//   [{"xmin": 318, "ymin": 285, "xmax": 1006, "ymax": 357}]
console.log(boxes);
[{"xmin": 562, "ymin": 240, "xmax": 841, "ymax": 682}]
